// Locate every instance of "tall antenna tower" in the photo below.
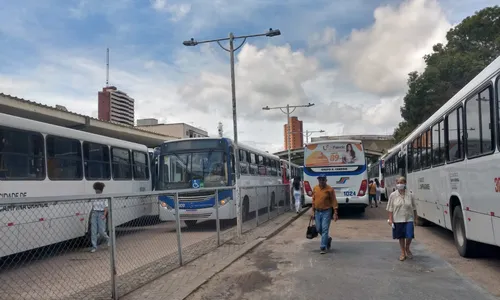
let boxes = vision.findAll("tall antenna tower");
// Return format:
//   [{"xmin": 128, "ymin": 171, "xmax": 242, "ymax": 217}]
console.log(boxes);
[
  {"xmin": 106, "ymin": 48, "xmax": 110, "ymax": 87},
  {"xmin": 218, "ymin": 122, "xmax": 223, "ymax": 137}
]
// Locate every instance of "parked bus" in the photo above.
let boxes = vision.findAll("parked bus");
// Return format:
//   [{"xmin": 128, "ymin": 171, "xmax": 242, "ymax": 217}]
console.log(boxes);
[
  {"xmin": 280, "ymin": 159, "xmax": 305, "ymax": 206},
  {"xmin": 367, "ymin": 161, "xmax": 386, "ymax": 201},
  {"xmin": 156, "ymin": 138, "xmax": 286, "ymax": 227},
  {"xmin": 391, "ymin": 55, "xmax": 500, "ymax": 257},
  {"xmin": 0, "ymin": 113, "xmax": 153, "ymax": 257},
  {"xmin": 302, "ymin": 140, "xmax": 369, "ymax": 213},
  {"xmin": 379, "ymin": 144, "xmax": 405, "ymax": 199}
]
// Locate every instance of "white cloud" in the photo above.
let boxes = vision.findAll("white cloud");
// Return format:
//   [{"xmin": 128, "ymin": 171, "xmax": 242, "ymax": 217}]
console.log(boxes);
[
  {"xmin": 331, "ymin": 0, "xmax": 451, "ymax": 97},
  {"xmin": 150, "ymin": 0, "xmax": 191, "ymax": 21},
  {"xmin": 0, "ymin": 0, "xmax": 459, "ymax": 153}
]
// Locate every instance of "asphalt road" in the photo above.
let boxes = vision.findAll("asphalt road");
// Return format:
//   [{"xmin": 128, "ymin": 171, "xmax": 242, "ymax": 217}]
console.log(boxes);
[{"xmin": 187, "ymin": 206, "xmax": 500, "ymax": 300}]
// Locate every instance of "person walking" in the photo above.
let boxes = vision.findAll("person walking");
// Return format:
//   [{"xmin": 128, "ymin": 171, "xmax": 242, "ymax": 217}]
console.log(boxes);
[
  {"xmin": 374, "ymin": 178, "xmax": 382, "ymax": 204},
  {"xmin": 368, "ymin": 180, "xmax": 378, "ymax": 208},
  {"xmin": 386, "ymin": 176, "xmax": 417, "ymax": 261},
  {"xmin": 292, "ymin": 176, "xmax": 302, "ymax": 214},
  {"xmin": 90, "ymin": 182, "xmax": 110, "ymax": 253},
  {"xmin": 311, "ymin": 175, "xmax": 338, "ymax": 254}
]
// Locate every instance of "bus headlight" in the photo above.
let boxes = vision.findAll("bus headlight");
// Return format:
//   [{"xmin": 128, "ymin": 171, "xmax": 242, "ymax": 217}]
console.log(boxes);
[
  {"xmin": 160, "ymin": 202, "xmax": 173, "ymax": 209},
  {"xmin": 219, "ymin": 198, "xmax": 230, "ymax": 206}
]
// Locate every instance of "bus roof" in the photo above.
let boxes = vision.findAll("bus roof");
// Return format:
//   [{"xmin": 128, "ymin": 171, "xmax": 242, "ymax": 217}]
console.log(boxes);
[
  {"xmin": 400, "ymin": 55, "xmax": 500, "ymax": 147},
  {"xmin": 380, "ymin": 143, "xmax": 402, "ymax": 160},
  {"xmin": 306, "ymin": 139, "xmax": 363, "ymax": 146},
  {"xmin": 0, "ymin": 112, "xmax": 148, "ymax": 151},
  {"xmin": 161, "ymin": 137, "xmax": 281, "ymax": 160},
  {"xmin": 280, "ymin": 159, "xmax": 301, "ymax": 167}
]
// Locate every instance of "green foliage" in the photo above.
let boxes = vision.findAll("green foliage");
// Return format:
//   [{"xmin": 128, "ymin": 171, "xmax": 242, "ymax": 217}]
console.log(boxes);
[{"xmin": 394, "ymin": 6, "xmax": 500, "ymax": 143}]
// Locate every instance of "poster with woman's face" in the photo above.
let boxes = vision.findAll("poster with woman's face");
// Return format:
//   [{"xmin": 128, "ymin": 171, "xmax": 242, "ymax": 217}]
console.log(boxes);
[{"xmin": 305, "ymin": 142, "xmax": 364, "ymax": 167}]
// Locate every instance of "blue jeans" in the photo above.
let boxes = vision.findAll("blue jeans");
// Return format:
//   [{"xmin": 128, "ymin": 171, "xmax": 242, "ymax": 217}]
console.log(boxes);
[
  {"xmin": 315, "ymin": 208, "xmax": 332, "ymax": 249},
  {"xmin": 91, "ymin": 211, "xmax": 109, "ymax": 249}
]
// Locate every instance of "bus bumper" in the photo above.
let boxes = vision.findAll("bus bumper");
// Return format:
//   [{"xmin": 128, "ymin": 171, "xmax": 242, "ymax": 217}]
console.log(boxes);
[
  {"xmin": 336, "ymin": 194, "xmax": 368, "ymax": 208},
  {"xmin": 159, "ymin": 201, "xmax": 235, "ymax": 222}
]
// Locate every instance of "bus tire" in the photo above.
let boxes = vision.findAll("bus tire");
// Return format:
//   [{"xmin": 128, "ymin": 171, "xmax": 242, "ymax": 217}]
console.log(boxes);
[
  {"xmin": 415, "ymin": 216, "xmax": 428, "ymax": 226},
  {"xmin": 185, "ymin": 220, "xmax": 197, "ymax": 228},
  {"xmin": 270, "ymin": 192, "xmax": 276, "ymax": 212},
  {"xmin": 452, "ymin": 206, "xmax": 478, "ymax": 258},
  {"xmin": 242, "ymin": 196, "xmax": 250, "ymax": 222}
]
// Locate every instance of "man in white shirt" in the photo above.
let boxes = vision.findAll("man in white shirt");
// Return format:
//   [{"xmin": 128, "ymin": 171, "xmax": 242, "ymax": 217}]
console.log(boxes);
[{"xmin": 90, "ymin": 182, "xmax": 110, "ymax": 253}]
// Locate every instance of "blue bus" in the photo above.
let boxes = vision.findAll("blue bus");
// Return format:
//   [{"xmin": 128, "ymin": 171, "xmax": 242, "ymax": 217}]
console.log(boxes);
[{"xmin": 156, "ymin": 138, "xmax": 285, "ymax": 227}]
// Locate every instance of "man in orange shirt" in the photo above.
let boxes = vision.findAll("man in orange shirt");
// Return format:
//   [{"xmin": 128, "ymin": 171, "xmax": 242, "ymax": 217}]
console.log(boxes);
[
  {"xmin": 312, "ymin": 175, "xmax": 339, "ymax": 254},
  {"xmin": 368, "ymin": 180, "xmax": 378, "ymax": 208}
]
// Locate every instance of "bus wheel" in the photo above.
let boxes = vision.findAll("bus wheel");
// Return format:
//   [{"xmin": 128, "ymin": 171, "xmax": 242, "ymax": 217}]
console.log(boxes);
[
  {"xmin": 415, "ymin": 216, "xmax": 428, "ymax": 226},
  {"xmin": 185, "ymin": 220, "xmax": 197, "ymax": 228},
  {"xmin": 270, "ymin": 192, "xmax": 276, "ymax": 212},
  {"xmin": 452, "ymin": 206, "xmax": 478, "ymax": 258}
]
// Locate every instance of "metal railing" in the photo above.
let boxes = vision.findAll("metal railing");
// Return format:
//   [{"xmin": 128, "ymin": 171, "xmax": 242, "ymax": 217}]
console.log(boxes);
[{"xmin": 0, "ymin": 184, "xmax": 292, "ymax": 300}]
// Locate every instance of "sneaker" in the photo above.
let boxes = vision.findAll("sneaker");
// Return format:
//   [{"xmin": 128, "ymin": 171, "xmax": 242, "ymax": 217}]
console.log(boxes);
[
  {"xmin": 90, "ymin": 248, "xmax": 96, "ymax": 253},
  {"xmin": 320, "ymin": 247, "xmax": 326, "ymax": 254},
  {"xmin": 327, "ymin": 237, "xmax": 332, "ymax": 250}
]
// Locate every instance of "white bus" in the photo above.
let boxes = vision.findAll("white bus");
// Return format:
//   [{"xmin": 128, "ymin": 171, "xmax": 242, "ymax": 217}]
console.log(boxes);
[
  {"xmin": 157, "ymin": 138, "xmax": 286, "ymax": 227},
  {"xmin": 0, "ymin": 113, "xmax": 153, "ymax": 257},
  {"xmin": 303, "ymin": 140, "xmax": 369, "ymax": 213},
  {"xmin": 280, "ymin": 159, "xmax": 305, "ymax": 205},
  {"xmin": 379, "ymin": 144, "xmax": 405, "ymax": 199},
  {"xmin": 367, "ymin": 160, "xmax": 386, "ymax": 201},
  {"xmin": 394, "ymin": 55, "xmax": 500, "ymax": 257}
]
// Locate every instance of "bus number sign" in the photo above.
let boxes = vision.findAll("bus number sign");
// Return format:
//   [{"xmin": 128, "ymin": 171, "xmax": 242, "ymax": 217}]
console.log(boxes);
[{"xmin": 343, "ymin": 191, "xmax": 356, "ymax": 196}]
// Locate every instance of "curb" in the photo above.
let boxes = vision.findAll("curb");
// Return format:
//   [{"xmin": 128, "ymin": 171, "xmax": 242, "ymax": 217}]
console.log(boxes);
[
  {"xmin": 176, "ymin": 207, "xmax": 310, "ymax": 300},
  {"xmin": 265, "ymin": 206, "xmax": 309, "ymax": 239}
]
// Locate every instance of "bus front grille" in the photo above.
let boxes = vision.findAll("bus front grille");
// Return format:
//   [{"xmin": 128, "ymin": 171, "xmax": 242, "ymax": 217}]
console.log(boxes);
[
  {"xmin": 180, "ymin": 213, "xmax": 212, "ymax": 219},
  {"xmin": 179, "ymin": 194, "xmax": 215, "ymax": 202}
]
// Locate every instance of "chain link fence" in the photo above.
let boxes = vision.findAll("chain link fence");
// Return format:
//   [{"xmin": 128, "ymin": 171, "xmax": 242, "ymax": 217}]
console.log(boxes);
[
  {"xmin": 240, "ymin": 185, "xmax": 292, "ymax": 233},
  {"xmin": 0, "ymin": 184, "xmax": 291, "ymax": 300}
]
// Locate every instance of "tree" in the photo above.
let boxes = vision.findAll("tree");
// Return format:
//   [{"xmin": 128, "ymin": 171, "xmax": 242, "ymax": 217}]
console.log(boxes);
[{"xmin": 394, "ymin": 6, "xmax": 500, "ymax": 143}]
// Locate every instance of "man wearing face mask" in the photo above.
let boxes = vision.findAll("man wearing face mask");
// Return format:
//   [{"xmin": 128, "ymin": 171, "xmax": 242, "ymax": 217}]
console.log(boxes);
[{"xmin": 386, "ymin": 176, "xmax": 417, "ymax": 261}]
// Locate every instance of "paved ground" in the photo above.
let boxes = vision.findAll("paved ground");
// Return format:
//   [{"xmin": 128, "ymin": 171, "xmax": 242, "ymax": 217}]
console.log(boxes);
[
  {"xmin": 187, "ymin": 205, "xmax": 500, "ymax": 300},
  {"xmin": 0, "ymin": 201, "xmax": 290, "ymax": 300},
  {"xmin": 120, "ymin": 208, "xmax": 299, "ymax": 300}
]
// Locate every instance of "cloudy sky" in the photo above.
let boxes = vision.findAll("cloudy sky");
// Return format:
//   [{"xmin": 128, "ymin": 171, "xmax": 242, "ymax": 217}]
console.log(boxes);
[{"xmin": 0, "ymin": 0, "xmax": 496, "ymax": 153}]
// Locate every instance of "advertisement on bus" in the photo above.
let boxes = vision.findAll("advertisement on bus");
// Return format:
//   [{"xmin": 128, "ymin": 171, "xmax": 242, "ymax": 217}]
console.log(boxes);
[{"xmin": 304, "ymin": 142, "xmax": 365, "ymax": 167}]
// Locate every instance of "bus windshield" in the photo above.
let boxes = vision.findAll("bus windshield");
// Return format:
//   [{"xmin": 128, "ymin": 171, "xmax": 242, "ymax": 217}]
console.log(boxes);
[
  {"xmin": 304, "ymin": 141, "xmax": 365, "ymax": 171},
  {"xmin": 158, "ymin": 150, "xmax": 228, "ymax": 190}
]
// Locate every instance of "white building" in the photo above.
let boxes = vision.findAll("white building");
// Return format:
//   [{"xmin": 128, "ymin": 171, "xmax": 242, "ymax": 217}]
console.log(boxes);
[{"xmin": 136, "ymin": 118, "xmax": 208, "ymax": 139}]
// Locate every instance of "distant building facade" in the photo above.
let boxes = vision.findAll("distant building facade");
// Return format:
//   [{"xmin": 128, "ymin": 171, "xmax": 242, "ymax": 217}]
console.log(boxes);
[
  {"xmin": 284, "ymin": 116, "xmax": 303, "ymax": 150},
  {"xmin": 136, "ymin": 118, "xmax": 208, "ymax": 139},
  {"xmin": 98, "ymin": 86, "xmax": 135, "ymax": 126}
]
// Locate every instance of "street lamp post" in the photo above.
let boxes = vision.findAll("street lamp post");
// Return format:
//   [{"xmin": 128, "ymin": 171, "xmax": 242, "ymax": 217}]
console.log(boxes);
[
  {"xmin": 183, "ymin": 28, "xmax": 281, "ymax": 238},
  {"xmin": 262, "ymin": 103, "xmax": 315, "ymax": 210},
  {"xmin": 292, "ymin": 129, "xmax": 325, "ymax": 144}
]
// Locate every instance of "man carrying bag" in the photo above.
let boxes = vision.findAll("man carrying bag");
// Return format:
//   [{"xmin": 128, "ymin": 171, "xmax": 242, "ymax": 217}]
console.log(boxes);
[
  {"xmin": 306, "ymin": 216, "xmax": 318, "ymax": 239},
  {"xmin": 311, "ymin": 175, "xmax": 338, "ymax": 254}
]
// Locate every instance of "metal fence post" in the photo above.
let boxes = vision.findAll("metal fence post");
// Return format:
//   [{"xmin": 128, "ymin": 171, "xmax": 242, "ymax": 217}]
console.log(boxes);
[
  {"xmin": 174, "ymin": 192, "xmax": 183, "ymax": 266},
  {"xmin": 215, "ymin": 189, "xmax": 220, "ymax": 246},
  {"xmin": 255, "ymin": 187, "xmax": 259, "ymax": 226},
  {"xmin": 267, "ymin": 186, "xmax": 270, "ymax": 221},
  {"xmin": 107, "ymin": 197, "xmax": 118, "ymax": 300}
]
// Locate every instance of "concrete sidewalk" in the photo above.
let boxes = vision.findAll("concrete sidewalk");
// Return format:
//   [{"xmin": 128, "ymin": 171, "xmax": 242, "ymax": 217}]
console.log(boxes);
[
  {"xmin": 120, "ymin": 209, "xmax": 306, "ymax": 300},
  {"xmin": 186, "ymin": 213, "xmax": 499, "ymax": 300}
]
